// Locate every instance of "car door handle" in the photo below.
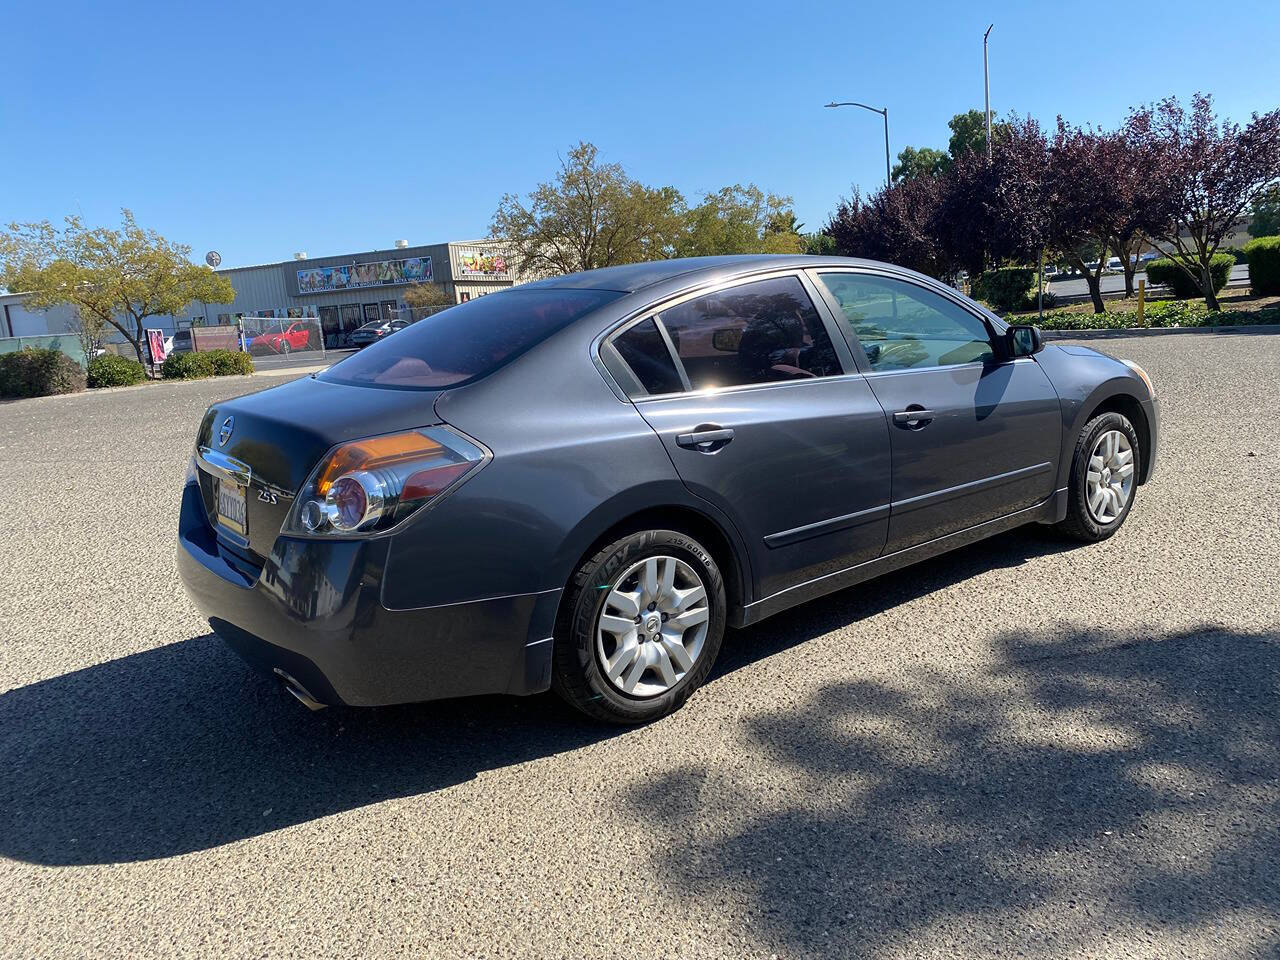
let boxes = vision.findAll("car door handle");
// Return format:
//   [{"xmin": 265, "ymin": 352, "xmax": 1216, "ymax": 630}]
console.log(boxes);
[
  {"xmin": 893, "ymin": 407, "xmax": 935, "ymax": 428},
  {"xmin": 676, "ymin": 427, "xmax": 735, "ymax": 449}
]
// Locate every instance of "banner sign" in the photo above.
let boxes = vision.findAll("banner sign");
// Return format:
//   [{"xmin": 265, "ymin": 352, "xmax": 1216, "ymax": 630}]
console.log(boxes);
[
  {"xmin": 457, "ymin": 248, "xmax": 511, "ymax": 278},
  {"xmin": 146, "ymin": 328, "xmax": 166, "ymax": 364},
  {"xmin": 297, "ymin": 256, "xmax": 431, "ymax": 294}
]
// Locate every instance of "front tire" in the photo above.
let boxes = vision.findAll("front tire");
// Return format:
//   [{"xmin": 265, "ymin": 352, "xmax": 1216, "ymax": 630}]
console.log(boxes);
[
  {"xmin": 1056, "ymin": 411, "xmax": 1141, "ymax": 542},
  {"xmin": 552, "ymin": 529, "xmax": 726, "ymax": 724}
]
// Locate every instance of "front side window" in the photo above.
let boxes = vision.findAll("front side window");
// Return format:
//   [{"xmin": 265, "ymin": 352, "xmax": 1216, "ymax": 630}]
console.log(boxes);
[
  {"xmin": 817, "ymin": 273, "xmax": 995, "ymax": 371},
  {"xmin": 657, "ymin": 275, "xmax": 840, "ymax": 390}
]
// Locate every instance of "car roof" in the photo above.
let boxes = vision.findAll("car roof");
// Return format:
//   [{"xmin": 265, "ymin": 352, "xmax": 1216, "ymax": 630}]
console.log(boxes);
[{"xmin": 520, "ymin": 255, "xmax": 893, "ymax": 294}]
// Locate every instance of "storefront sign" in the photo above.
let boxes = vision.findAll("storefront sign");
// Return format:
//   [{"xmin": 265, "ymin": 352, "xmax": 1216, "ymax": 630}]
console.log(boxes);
[
  {"xmin": 296, "ymin": 256, "xmax": 431, "ymax": 294},
  {"xmin": 457, "ymin": 248, "xmax": 511, "ymax": 277}
]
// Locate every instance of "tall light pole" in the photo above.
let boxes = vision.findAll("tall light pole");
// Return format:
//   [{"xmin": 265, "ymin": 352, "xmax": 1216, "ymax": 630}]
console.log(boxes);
[
  {"xmin": 983, "ymin": 24, "xmax": 994, "ymax": 160},
  {"xmin": 825, "ymin": 101, "xmax": 891, "ymax": 187}
]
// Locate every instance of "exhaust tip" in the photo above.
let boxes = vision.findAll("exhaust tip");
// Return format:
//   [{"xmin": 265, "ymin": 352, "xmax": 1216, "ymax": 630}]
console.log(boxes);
[{"xmin": 273, "ymin": 668, "xmax": 328, "ymax": 711}]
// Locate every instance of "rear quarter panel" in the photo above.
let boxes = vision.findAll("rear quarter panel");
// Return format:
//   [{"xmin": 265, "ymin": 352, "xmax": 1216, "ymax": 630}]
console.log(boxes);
[{"xmin": 380, "ymin": 316, "xmax": 751, "ymax": 610}]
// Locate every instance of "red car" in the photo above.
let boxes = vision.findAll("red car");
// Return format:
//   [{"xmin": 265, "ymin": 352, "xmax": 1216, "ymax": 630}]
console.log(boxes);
[{"xmin": 249, "ymin": 322, "xmax": 313, "ymax": 356}]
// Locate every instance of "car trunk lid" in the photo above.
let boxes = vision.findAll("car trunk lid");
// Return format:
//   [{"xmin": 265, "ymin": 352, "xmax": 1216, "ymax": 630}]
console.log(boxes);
[{"xmin": 195, "ymin": 375, "xmax": 443, "ymax": 560}]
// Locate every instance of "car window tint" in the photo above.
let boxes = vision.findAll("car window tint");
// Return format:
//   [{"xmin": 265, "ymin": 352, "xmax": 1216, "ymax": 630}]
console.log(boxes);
[
  {"xmin": 320, "ymin": 288, "xmax": 622, "ymax": 390},
  {"xmin": 817, "ymin": 273, "xmax": 994, "ymax": 371},
  {"xmin": 612, "ymin": 318, "xmax": 683, "ymax": 395},
  {"xmin": 657, "ymin": 275, "xmax": 840, "ymax": 390}
]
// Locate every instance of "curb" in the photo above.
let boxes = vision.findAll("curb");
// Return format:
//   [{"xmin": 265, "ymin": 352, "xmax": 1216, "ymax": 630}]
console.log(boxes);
[
  {"xmin": 0, "ymin": 364, "xmax": 325, "ymax": 405},
  {"xmin": 1043, "ymin": 323, "xmax": 1280, "ymax": 340}
]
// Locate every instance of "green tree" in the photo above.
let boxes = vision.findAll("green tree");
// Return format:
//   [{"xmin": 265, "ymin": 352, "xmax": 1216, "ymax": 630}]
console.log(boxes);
[
  {"xmin": 490, "ymin": 141, "xmax": 687, "ymax": 276},
  {"xmin": 948, "ymin": 109, "xmax": 1010, "ymax": 160},
  {"xmin": 402, "ymin": 282, "xmax": 453, "ymax": 311},
  {"xmin": 1249, "ymin": 185, "xmax": 1280, "ymax": 238},
  {"xmin": 0, "ymin": 210, "xmax": 234, "ymax": 364},
  {"xmin": 891, "ymin": 146, "xmax": 950, "ymax": 183},
  {"xmin": 679, "ymin": 184, "xmax": 802, "ymax": 256}
]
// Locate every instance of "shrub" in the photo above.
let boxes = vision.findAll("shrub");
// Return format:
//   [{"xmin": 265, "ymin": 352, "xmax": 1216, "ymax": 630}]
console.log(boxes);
[
  {"xmin": 0, "ymin": 347, "xmax": 87, "ymax": 398},
  {"xmin": 1243, "ymin": 235, "xmax": 1280, "ymax": 297},
  {"xmin": 972, "ymin": 267, "xmax": 1037, "ymax": 311},
  {"xmin": 87, "ymin": 353, "xmax": 146, "ymax": 388},
  {"xmin": 1145, "ymin": 253, "xmax": 1234, "ymax": 299},
  {"xmin": 161, "ymin": 349, "xmax": 253, "ymax": 380},
  {"xmin": 161, "ymin": 352, "xmax": 216, "ymax": 380},
  {"xmin": 207, "ymin": 349, "xmax": 254, "ymax": 377}
]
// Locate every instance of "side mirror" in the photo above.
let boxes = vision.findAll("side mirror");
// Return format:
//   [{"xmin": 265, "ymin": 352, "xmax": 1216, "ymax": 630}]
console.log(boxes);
[{"xmin": 1005, "ymin": 324, "xmax": 1044, "ymax": 358}]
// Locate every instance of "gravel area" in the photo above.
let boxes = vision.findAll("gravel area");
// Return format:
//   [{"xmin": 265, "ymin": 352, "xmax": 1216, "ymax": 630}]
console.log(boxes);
[{"xmin": 1, "ymin": 333, "xmax": 1278, "ymax": 959}]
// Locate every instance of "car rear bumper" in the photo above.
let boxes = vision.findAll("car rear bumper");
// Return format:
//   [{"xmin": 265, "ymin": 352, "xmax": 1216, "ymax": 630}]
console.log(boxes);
[{"xmin": 176, "ymin": 480, "xmax": 558, "ymax": 707}]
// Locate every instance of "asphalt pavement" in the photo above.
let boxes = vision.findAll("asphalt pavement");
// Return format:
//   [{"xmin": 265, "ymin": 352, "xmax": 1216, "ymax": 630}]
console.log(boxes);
[
  {"xmin": 1046, "ymin": 263, "xmax": 1250, "ymax": 300},
  {"xmin": 1, "ymin": 332, "xmax": 1278, "ymax": 959}
]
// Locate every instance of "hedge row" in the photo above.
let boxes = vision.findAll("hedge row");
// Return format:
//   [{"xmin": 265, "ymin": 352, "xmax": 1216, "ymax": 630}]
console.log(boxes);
[
  {"xmin": 0, "ymin": 348, "xmax": 86, "ymax": 398},
  {"xmin": 87, "ymin": 353, "xmax": 146, "ymax": 388},
  {"xmin": 161, "ymin": 349, "xmax": 254, "ymax": 380},
  {"xmin": 1243, "ymin": 235, "xmax": 1280, "ymax": 297},
  {"xmin": 1032, "ymin": 300, "xmax": 1280, "ymax": 331},
  {"xmin": 972, "ymin": 268, "xmax": 1037, "ymax": 311},
  {"xmin": 1145, "ymin": 253, "xmax": 1234, "ymax": 299}
]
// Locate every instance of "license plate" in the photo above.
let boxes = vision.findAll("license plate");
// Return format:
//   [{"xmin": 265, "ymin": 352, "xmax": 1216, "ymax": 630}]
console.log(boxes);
[{"xmin": 215, "ymin": 479, "xmax": 248, "ymax": 537}]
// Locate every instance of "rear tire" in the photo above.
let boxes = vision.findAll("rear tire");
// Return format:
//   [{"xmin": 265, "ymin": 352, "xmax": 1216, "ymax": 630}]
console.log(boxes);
[
  {"xmin": 552, "ymin": 529, "xmax": 726, "ymax": 724},
  {"xmin": 1056, "ymin": 411, "xmax": 1141, "ymax": 542}
]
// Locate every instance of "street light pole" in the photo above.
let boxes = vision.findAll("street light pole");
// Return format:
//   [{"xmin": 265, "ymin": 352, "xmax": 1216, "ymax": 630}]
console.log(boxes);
[
  {"xmin": 983, "ymin": 24, "xmax": 994, "ymax": 160},
  {"xmin": 825, "ymin": 100, "xmax": 891, "ymax": 187}
]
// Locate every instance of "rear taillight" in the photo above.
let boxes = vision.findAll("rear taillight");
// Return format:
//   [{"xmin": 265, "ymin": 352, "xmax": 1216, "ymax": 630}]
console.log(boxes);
[{"xmin": 282, "ymin": 426, "xmax": 488, "ymax": 537}]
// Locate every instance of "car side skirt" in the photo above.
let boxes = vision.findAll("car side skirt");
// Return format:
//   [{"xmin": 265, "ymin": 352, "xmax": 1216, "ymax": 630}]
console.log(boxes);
[{"xmin": 732, "ymin": 488, "xmax": 1069, "ymax": 628}]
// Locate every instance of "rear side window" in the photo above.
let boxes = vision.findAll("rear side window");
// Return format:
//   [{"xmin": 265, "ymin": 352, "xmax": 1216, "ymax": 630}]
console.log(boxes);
[
  {"xmin": 657, "ymin": 275, "xmax": 840, "ymax": 390},
  {"xmin": 612, "ymin": 318, "xmax": 684, "ymax": 395},
  {"xmin": 320, "ymin": 288, "xmax": 622, "ymax": 389}
]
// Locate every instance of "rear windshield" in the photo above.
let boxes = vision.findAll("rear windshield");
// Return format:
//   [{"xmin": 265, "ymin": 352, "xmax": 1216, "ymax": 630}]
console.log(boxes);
[{"xmin": 320, "ymin": 288, "xmax": 622, "ymax": 390}]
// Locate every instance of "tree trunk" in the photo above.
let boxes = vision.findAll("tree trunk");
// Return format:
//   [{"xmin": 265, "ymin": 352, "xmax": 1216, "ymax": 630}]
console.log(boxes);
[
  {"xmin": 1201, "ymin": 262, "xmax": 1220, "ymax": 311},
  {"xmin": 1085, "ymin": 271, "xmax": 1105, "ymax": 314},
  {"xmin": 1064, "ymin": 252, "xmax": 1106, "ymax": 313},
  {"xmin": 1122, "ymin": 258, "xmax": 1136, "ymax": 299}
]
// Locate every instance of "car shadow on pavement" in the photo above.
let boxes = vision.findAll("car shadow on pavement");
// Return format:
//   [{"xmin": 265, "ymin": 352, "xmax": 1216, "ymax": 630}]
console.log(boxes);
[
  {"xmin": 1, "ymin": 527, "xmax": 1075, "ymax": 868},
  {"xmin": 631, "ymin": 623, "xmax": 1280, "ymax": 957}
]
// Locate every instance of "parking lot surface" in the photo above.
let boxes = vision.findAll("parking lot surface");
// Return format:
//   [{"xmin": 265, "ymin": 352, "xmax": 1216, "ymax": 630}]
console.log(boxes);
[{"xmin": 2, "ymin": 333, "xmax": 1278, "ymax": 959}]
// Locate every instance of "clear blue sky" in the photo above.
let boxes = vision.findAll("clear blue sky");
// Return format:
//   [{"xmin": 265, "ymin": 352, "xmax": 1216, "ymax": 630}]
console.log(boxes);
[{"xmin": 4, "ymin": 0, "xmax": 1278, "ymax": 269}]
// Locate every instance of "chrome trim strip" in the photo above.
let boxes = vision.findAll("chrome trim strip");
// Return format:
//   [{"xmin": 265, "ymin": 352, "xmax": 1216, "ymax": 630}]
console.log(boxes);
[
  {"xmin": 196, "ymin": 446, "xmax": 252, "ymax": 486},
  {"xmin": 763, "ymin": 503, "xmax": 891, "ymax": 549}
]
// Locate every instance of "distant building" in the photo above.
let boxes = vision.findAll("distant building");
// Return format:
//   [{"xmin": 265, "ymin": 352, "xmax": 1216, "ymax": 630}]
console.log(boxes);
[{"xmin": 0, "ymin": 239, "xmax": 516, "ymax": 345}]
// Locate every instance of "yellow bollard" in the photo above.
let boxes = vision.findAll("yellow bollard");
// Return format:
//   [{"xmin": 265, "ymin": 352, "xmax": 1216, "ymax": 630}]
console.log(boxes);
[{"xmin": 1137, "ymin": 277, "xmax": 1146, "ymax": 327}]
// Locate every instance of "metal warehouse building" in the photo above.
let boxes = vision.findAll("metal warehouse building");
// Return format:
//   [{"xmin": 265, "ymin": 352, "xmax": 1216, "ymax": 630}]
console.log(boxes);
[{"xmin": 0, "ymin": 239, "xmax": 516, "ymax": 348}]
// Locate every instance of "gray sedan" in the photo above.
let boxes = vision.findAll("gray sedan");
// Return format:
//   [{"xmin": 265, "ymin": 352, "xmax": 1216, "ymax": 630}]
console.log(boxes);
[{"xmin": 177, "ymin": 255, "xmax": 1159, "ymax": 723}]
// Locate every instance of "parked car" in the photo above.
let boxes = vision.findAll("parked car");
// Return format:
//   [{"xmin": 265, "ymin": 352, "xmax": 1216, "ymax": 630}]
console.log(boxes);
[
  {"xmin": 348, "ymin": 318, "xmax": 410, "ymax": 349},
  {"xmin": 178, "ymin": 255, "xmax": 1159, "ymax": 724},
  {"xmin": 169, "ymin": 329, "xmax": 194, "ymax": 354},
  {"xmin": 249, "ymin": 322, "xmax": 313, "ymax": 356},
  {"xmin": 1105, "ymin": 257, "xmax": 1124, "ymax": 273}
]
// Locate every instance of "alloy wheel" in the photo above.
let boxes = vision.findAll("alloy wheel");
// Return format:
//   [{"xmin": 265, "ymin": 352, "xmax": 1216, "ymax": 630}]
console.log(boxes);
[
  {"xmin": 1086, "ymin": 429, "xmax": 1135, "ymax": 524},
  {"xmin": 595, "ymin": 555, "xmax": 710, "ymax": 698}
]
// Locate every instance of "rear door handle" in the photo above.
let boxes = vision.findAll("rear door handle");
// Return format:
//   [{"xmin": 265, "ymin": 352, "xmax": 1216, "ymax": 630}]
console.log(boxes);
[
  {"xmin": 893, "ymin": 407, "xmax": 935, "ymax": 428},
  {"xmin": 676, "ymin": 427, "xmax": 735, "ymax": 449}
]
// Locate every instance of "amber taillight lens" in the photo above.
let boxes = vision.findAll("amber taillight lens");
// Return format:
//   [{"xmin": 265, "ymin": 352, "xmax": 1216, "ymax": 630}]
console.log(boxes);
[{"xmin": 282, "ymin": 426, "xmax": 488, "ymax": 536}]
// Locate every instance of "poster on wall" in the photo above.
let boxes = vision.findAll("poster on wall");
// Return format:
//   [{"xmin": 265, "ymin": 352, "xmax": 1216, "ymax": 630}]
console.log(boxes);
[
  {"xmin": 457, "ymin": 248, "xmax": 511, "ymax": 277},
  {"xmin": 296, "ymin": 256, "xmax": 431, "ymax": 293},
  {"xmin": 146, "ymin": 328, "xmax": 166, "ymax": 364}
]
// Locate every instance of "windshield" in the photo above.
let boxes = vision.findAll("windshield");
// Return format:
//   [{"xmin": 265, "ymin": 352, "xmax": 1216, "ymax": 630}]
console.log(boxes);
[{"xmin": 320, "ymin": 287, "xmax": 622, "ymax": 389}]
